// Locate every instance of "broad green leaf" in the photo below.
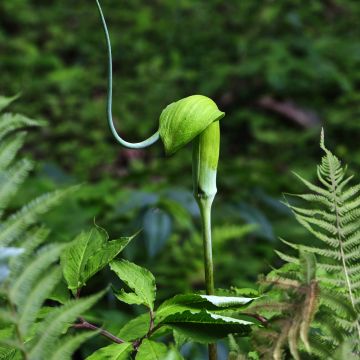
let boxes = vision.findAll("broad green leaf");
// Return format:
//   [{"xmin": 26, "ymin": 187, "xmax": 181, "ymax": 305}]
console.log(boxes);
[
  {"xmin": 135, "ymin": 339, "xmax": 168, "ymax": 360},
  {"xmin": 157, "ymin": 293, "xmax": 256, "ymax": 321},
  {"xmin": 117, "ymin": 313, "xmax": 150, "ymax": 341},
  {"xmin": 61, "ymin": 228, "xmax": 103, "ymax": 292},
  {"xmin": 61, "ymin": 226, "xmax": 134, "ymax": 292},
  {"xmin": 48, "ymin": 279, "xmax": 70, "ymax": 304},
  {"xmin": 110, "ymin": 260, "xmax": 156, "ymax": 310},
  {"xmin": 82, "ymin": 235, "xmax": 135, "ymax": 284},
  {"xmin": 86, "ymin": 342, "xmax": 133, "ymax": 360},
  {"xmin": 113, "ymin": 289, "xmax": 144, "ymax": 306},
  {"xmin": 159, "ymin": 95, "xmax": 225, "ymax": 155},
  {"xmin": 162, "ymin": 310, "xmax": 256, "ymax": 343}
]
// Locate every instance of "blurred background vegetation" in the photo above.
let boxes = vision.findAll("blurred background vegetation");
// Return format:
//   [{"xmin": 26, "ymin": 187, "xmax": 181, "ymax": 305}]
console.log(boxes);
[{"xmin": 1, "ymin": 0, "xmax": 360, "ymax": 357}]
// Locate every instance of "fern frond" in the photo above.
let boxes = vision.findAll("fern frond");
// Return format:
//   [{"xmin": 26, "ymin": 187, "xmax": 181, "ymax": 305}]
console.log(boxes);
[
  {"xmin": 0, "ymin": 113, "xmax": 45, "ymax": 141},
  {"xmin": 28, "ymin": 291, "xmax": 104, "ymax": 360},
  {"xmin": 0, "ymin": 159, "xmax": 33, "ymax": 217},
  {"xmin": 0, "ymin": 132, "xmax": 26, "ymax": 171},
  {"xmin": 0, "ymin": 187, "xmax": 78, "ymax": 247},
  {"xmin": 283, "ymin": 131, "xmax": 360, "ymax": 343},
  {"xmin": 49, "ymin": 331, "xmax": 96, "ymax": 360},
  {"xmin": 9, "ymin": 244, "xmax": 65, "ymax": 309},
  {"xmin": 18, "ymin": 267, "xmax": 62, "ymax": 335}
]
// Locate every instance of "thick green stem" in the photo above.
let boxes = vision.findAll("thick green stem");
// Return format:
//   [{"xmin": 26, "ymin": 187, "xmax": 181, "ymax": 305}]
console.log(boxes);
[
  {"xmin": 197, "ymin": 196, "xmax": 215, "ymax": 295},
  {"xmin": 193, "ymin": 121, "xmax": 220, "ymax": 360},
  {"xmin": 197, "ymin": 196, "xmax": 217, "ymax": 360}
]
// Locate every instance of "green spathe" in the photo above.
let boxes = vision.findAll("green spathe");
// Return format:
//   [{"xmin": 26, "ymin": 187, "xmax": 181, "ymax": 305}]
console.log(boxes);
[{"xmin": 159, "ymin": 95, "xmax": 224, "ymax": 155}]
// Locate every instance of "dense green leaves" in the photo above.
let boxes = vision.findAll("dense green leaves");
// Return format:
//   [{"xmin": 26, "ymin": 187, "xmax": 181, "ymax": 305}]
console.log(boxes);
[
  {"xmin": 110, "ymin": 259, "xmax": 156, "ymax": 310},
  {"xmin": 61, "ymin": 226, "xmax": 134, "ymax": 292},
  {"xmin": 159, "ymin": 95, "xmax": 224, "ymax": 155}
]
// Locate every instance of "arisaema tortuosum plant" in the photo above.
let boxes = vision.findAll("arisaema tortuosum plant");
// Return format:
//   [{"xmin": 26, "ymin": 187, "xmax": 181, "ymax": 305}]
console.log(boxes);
[{"xmin": 96, "ymin": 2, "xmax": 225, "ymax": 359}]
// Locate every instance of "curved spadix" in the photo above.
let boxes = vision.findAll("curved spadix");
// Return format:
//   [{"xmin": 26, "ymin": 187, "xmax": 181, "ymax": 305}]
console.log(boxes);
[{"xmin": 159, "ymin": 95, "xmax": 225, "ymax": 155}]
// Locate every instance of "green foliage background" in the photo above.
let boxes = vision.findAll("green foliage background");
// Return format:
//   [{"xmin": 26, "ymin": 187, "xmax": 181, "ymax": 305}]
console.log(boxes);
[{"xmin": 1, "ymin": 0, "xmax": 360, "ymax": 357}]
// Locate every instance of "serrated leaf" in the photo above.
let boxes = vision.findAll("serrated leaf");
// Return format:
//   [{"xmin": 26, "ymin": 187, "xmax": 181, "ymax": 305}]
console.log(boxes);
[
  {"xmin": 61, "ymin": 226, "xmax": 134, "ymax": 293},
  {"xmin": 157, "ymin": 293, "xmax": 256, "ymax": 321},
  {"xmin": 86, "ymin": 342, "xmax": 133, "ymax": 360},
  {"xmin": 83, "ymin": 235, "xmax": 135, "ymax": 284},
  {"xmin": 135, "ymin": 339, "xmax": 168, "ymax": 360},
  {"xmin": 161, "ymin": 310, "xmax": 257, "ymax": 343},
  {"xmin": 113, "ymin": 289, "xmax": 144, "ymax": 306},
  {"xmin": 117, "ymin": 313, "xmax": 150, "ymax": 341},
  {"xmin": 110, "ymin": 260, "xmax": 156, "ymax": 310},
  {"xmin": 61, "ymin": 228, "xmax": 105, "ymax": 292}
]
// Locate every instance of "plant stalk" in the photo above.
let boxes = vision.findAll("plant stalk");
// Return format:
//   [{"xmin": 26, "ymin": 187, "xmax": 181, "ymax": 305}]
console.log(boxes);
[
  {"xmin": 193, "ymin": 121, "xmax": 220, "ymax": 360},
  {"xmin": 197, "ymin": 196, "xmax": 215, "ymax": 295},
  {"xmin": 197, "ymin": 196, "xmax": 217, "ymax": 360}
]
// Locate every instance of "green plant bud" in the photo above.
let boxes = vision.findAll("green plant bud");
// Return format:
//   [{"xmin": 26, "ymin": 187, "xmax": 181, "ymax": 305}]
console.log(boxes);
[
  {"xmin": 159, "ymin": 95, "xmax": 224, "ymax": 155},
  {"xmin": 192, "ymin": 121, "xmax": 220, "ymax": 200}
]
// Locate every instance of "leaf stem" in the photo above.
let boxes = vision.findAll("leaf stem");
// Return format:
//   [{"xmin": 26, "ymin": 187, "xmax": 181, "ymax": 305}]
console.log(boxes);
[{"xmin": 74, "ymin": 318, "xmax": 125, "ymax": 344}]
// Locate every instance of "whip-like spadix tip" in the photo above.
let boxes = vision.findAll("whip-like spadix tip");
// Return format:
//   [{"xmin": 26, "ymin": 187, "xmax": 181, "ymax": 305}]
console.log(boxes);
[
  {"xmin": 96, "ymin": 1, "xmax": 225, "ymax": 154},
  {"xmin": 159, "ymin": 95, "xmax": 225, "ymax": 156}
]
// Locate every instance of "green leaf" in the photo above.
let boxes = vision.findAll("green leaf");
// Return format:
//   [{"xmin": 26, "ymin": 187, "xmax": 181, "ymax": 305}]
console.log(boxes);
[
  {"xmin": 61, "ymin": 226, "xmax": 134, "ymax": 292},
  {"xmin": 161, "ymin": 310, "xmax": 256, "ymax": 343},
  {"xmin": 110, "ymin": 260, "xmax": 156, "ymax": 310},
  {"xmin": 135, "ymin": 339, "xmax": 168, "ymax": 360},
  {"xmin": 86, "ymin": 342, "xmax": 133, "ymax": 360},
  {"xmin": 113, "ymin": 289, "xmax": 145, "ymax": 306},
  {"xmin": 83, "ymin": 236, "xmax": 134, "ymax": 285},
  {"xmin": 117, "ymin": 313, "xmax": 150, "ymax": 341},
  {"xmin": 157, "ymin": 293, "xmax": 256, "ymax": 321},
  {"xmin": 61, "ymin": 228, "xmax": 105, "ymax": 292},
  {"xmin": 159, "ymin": 95, "xmax": 225, "ymax": 155}
]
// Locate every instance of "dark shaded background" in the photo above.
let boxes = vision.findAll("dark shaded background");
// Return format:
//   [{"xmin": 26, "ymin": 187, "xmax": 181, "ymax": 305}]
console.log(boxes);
[{"xmin": 1, "ymin": 0, "xmax": 360, "ymax": 358}]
